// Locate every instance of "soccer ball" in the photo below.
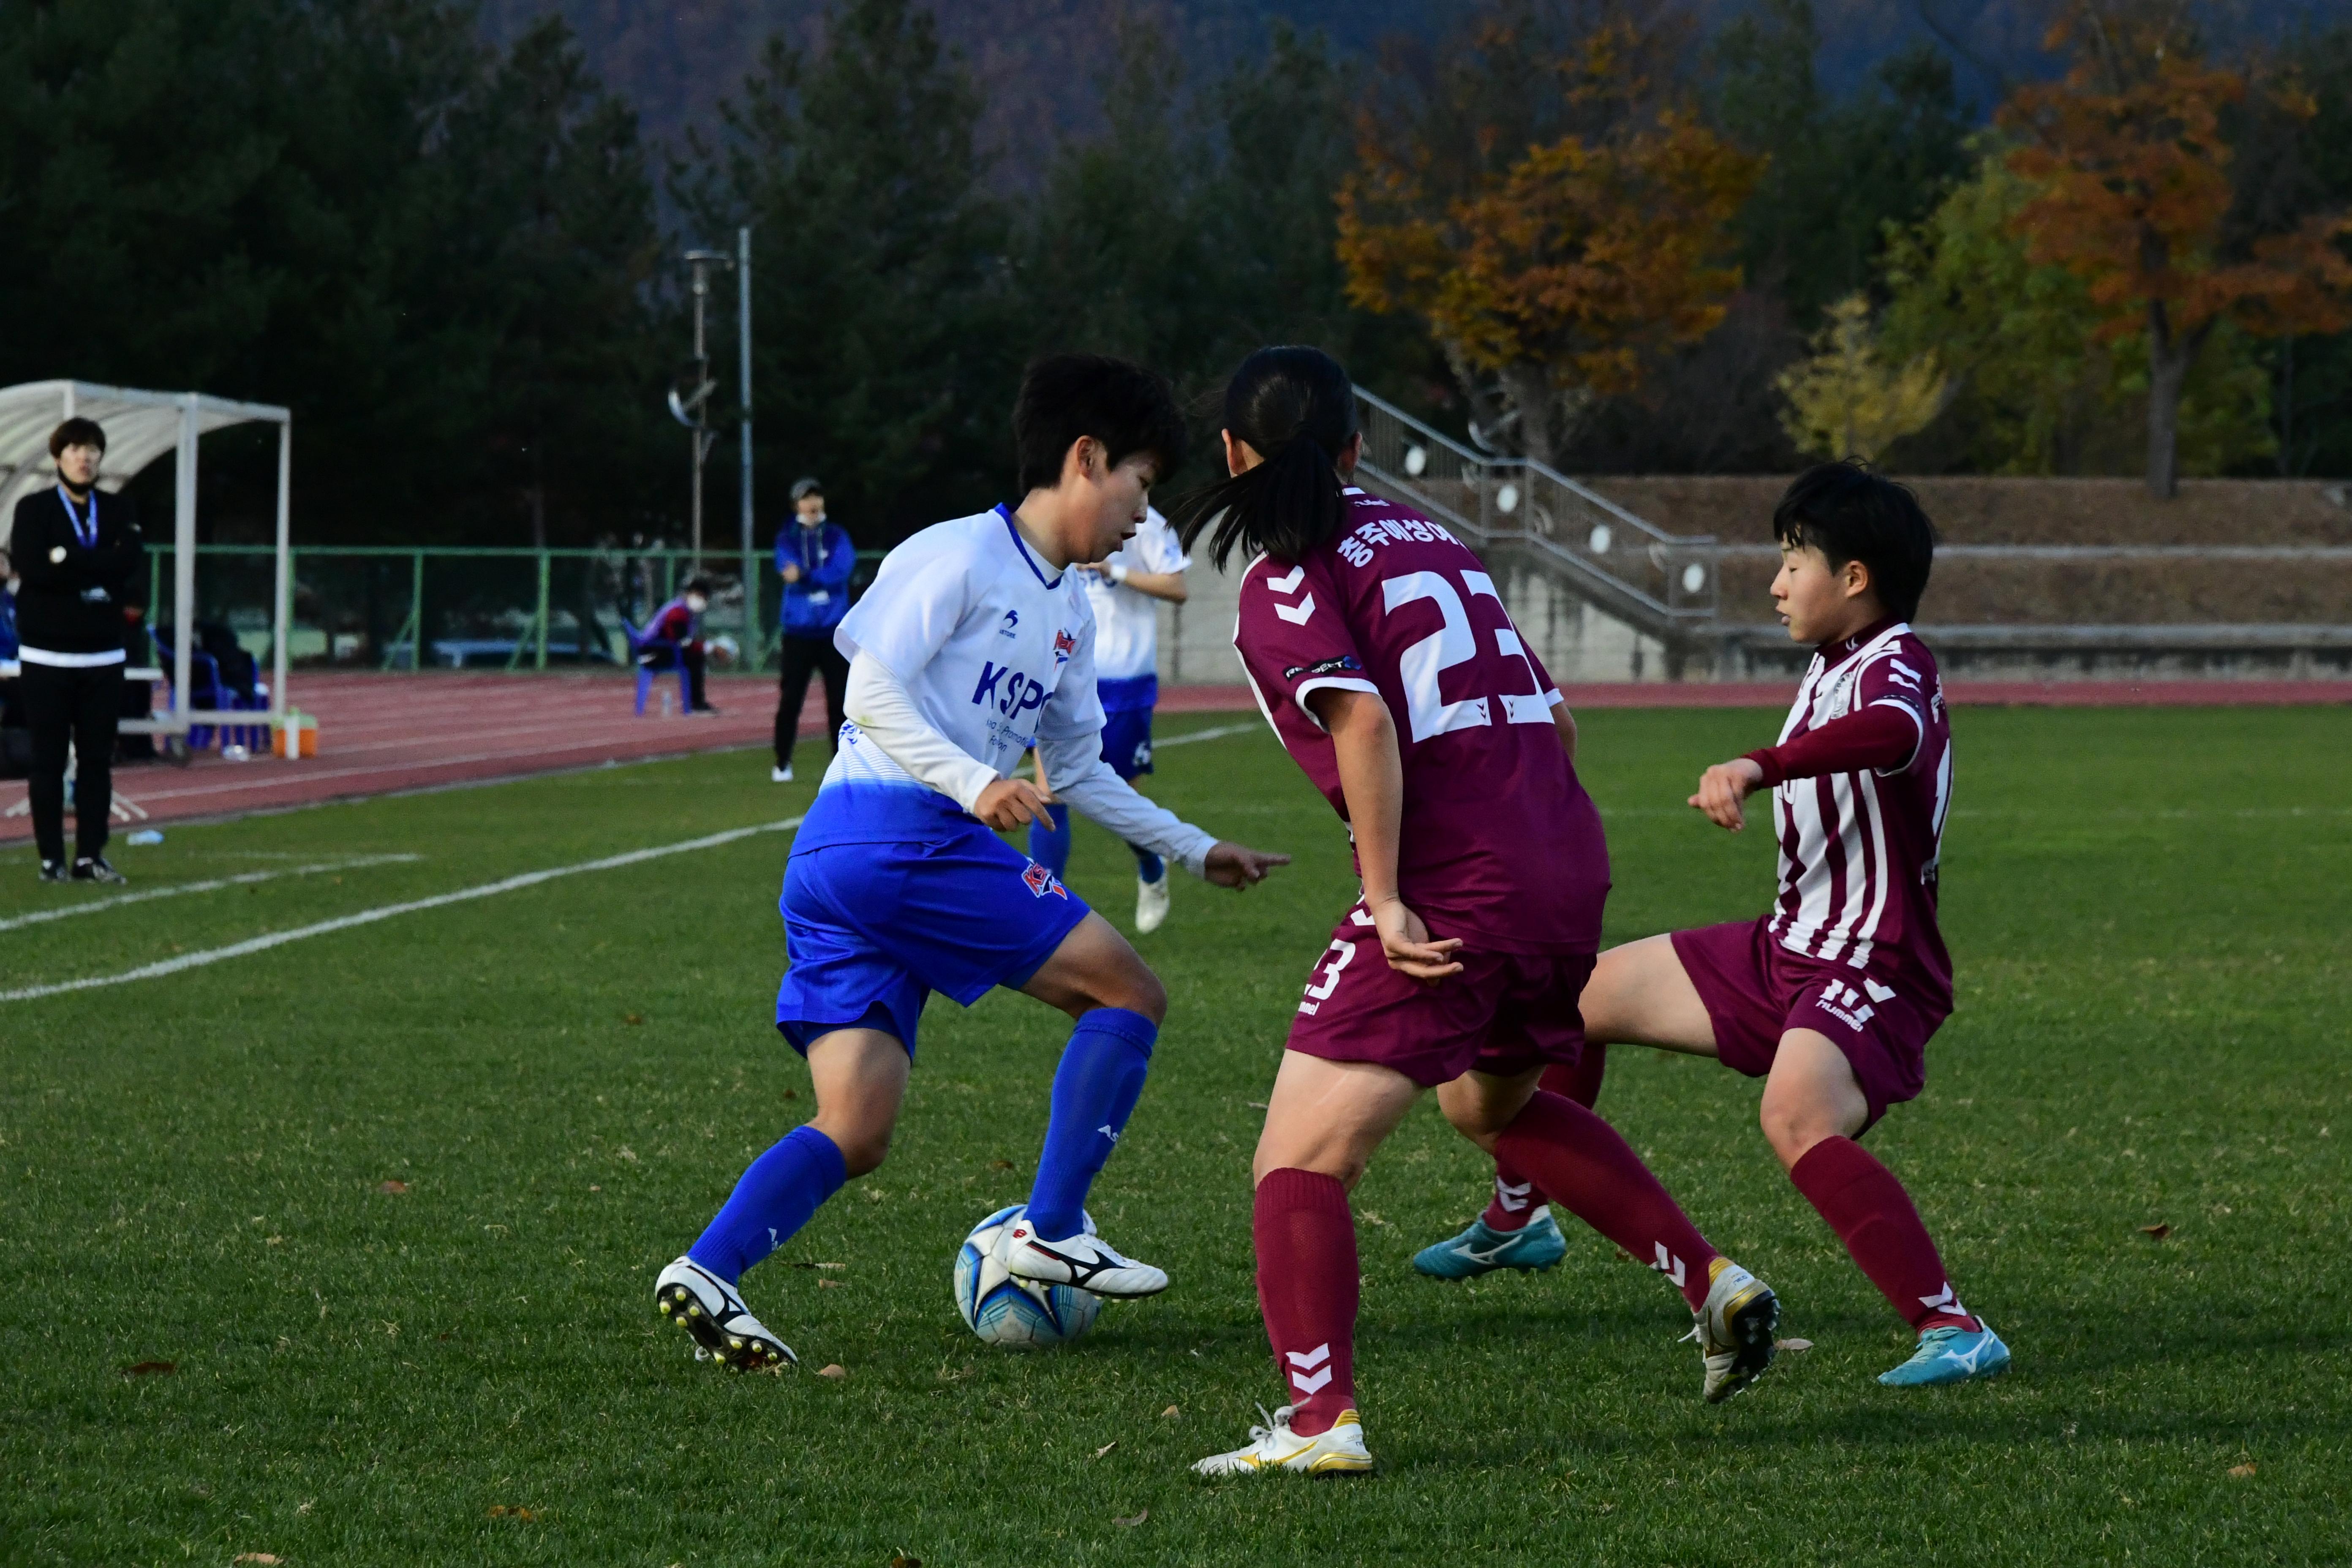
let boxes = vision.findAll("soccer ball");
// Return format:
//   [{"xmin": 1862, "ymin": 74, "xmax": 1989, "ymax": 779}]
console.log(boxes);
[{"xmin": 953, "ymin": 1204, "xmax": 1102, "ymax": 1349}]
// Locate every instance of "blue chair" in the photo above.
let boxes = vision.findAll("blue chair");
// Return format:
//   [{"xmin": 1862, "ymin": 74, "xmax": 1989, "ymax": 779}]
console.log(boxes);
[
  {"xmin": 152, "ymin": 629, "xmax": 265, "ymax": 751},
  {"xmin": 622, "ymin": 618, "xmax": 692, "ymax": 716}
]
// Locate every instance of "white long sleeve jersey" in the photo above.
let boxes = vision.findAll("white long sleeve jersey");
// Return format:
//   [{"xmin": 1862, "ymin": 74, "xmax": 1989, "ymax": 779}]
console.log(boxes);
[{"xmin": 793, "ymin": 506, "xmax": 1216, "ymax": 875}]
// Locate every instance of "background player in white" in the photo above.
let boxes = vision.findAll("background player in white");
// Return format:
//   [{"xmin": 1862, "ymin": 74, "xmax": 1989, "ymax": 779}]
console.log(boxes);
[
  {"xmin": 652, "ymin": 356, "xmax": 1287, "ymax": 1371},
  {"xmin": 1026, "ymin": 504, "xmax": 1190, "ymax": 931}
]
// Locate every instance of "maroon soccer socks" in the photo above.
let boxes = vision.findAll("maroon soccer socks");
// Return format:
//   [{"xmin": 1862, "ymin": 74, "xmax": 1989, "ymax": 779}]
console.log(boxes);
[
  {"xmin": 1493, "ymin": 1089, "xmax": 1717, "ymax": 1313},
  {"xmin": 1253, "ymin": 1167, "xmax": 1359, "ymax": 1438},
  {"xmin": 1478, "ymin": 1049, "xmax": 1607, "ymax": 1232},
  {"xmin": 1789, "ymin": 1136, "xmax": 1980, "ymax": 1333}
]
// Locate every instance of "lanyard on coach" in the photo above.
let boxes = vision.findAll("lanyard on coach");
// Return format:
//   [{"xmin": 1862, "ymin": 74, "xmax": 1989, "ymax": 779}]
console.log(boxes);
[{"xmin": 57, "ymin": 485, "xmax": 97, "ymax": 550}]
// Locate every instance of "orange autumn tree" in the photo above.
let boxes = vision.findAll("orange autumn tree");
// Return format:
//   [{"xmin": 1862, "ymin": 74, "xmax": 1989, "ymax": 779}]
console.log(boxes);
[
  {"xmin": 2001, "ymin": 2, "xmax": 2352, "ymax": 498},
  {"xmin": 1337, "ymin": 9, "xmax": 1760, "ymax": 469}
]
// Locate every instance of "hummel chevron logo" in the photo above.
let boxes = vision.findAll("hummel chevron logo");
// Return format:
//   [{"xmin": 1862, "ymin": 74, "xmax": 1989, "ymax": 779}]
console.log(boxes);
[
  {"xmin": 1287, "ymin": 1342, "xmax": 1333, "ymax": 1395},
  {"xmin": 1495, "ymin": 1179, "xmax": 1533, "ymax": 1213},
  {"xmin": 1863, "ymin": 978, "xmax": 1898, "ymax": 1003},
  {"xmin": 1266, "ymin": 565, "xmax": 1307, "ymax": 595},
  {"xmin": 1286, "ymin": 1343, "xmax": 1331, "ymax": 1369},
  {"xmin": 1918, "ymin": 1282, "xmax": 1967, "ymax": 1318},
  {"xmin": 1274, "ymin": 593, "xmax": 1317, "ymax": 625},
  {"xmin": 1652, "ymin": 1243, "xmax": 1688, "ymax": 1289}
]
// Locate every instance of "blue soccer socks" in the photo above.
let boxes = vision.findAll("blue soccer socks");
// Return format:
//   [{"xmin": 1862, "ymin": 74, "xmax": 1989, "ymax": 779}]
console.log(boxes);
[
  {"xmin": 687, "ymin": 1124, "xmax": 847, "ymax": 1284},
  {"xmin": 1024, "ymin": 1007, "xmax": 1157, "ymax": 1242},
  {"xmin": 1129, "ymin": 843, "xmax": 1166, "ymax": 884},
  {"xmin": 1029, "ymin": 803, "xmax": 1074, "ymax": 879}
]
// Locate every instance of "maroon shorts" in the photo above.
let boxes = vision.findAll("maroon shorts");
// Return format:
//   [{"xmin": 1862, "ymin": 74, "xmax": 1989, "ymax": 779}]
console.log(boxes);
[
  {"xmin": 1669, "ymin": 918, "xmax": 1942, "ymax": 1130},
  {"xmin": 1284, "ymin": 902, "xmax": 1596, "ymax": 1089}
]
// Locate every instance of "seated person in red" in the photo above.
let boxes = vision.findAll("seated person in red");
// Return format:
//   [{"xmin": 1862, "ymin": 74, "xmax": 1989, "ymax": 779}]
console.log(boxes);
[
  {"xmin": 641, "ymin": 576, "xmax": 717, "ymax": 713},
  {"xmin": 1413, "ymin": 460, "xmax": 2009, "ymax": 1391}
]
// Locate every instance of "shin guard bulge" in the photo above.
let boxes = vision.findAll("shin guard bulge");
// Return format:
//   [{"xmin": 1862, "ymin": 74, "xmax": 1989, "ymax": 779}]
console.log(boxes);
[
  {"xmin": 1790, "ymin": 1135, "xmax": 1979, "ymax": 1332},
  {"xmin": 1494, "ymin": 1089, "xmax": 1718, "ymax": 1313},
  {"xmin": 687, "ymin": 1124, "xmax": 847, "ymax": 1284},
  {"xmin": 1479, "ymin": 1052, "xmax": 1608, "ymax": 1230},
  {"xmin": 1254, "ymin": 1167, "xmax": 1359, "ymax": 1438},
  {"xmin": 1024, "ymin": 1007, "xmax": 1157, "ymax": 1242}
]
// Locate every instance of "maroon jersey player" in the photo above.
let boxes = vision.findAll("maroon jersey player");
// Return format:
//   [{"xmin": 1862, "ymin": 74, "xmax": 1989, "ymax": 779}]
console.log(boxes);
[
  {"xmin": 1421, "ymin": 461, "xmax": 2010, "ymax": 1390},
  {"xmin": 1179, "ymin": 347, "xmax": 1782, "ymax": 1480}
]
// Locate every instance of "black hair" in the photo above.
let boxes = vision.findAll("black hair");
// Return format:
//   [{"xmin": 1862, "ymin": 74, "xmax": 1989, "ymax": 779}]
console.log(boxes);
[
  {"xmin": 1167, "ymin": 346, "xmax": 1358, "ymax": 571},
  {"xmin": 1012, "ymin": 354, "xmax": 1188, "ymax": 496},
  {"xmin": 49, "ymin": 416, "xmax": 106, "ymax": 458},
  {"xmin": 684, "ymin": 574, "xmax": 715, "ymax": 597},
  {"xmin": 1772, "ymin": 460, "xmax": 1936, "ymax": 622}
]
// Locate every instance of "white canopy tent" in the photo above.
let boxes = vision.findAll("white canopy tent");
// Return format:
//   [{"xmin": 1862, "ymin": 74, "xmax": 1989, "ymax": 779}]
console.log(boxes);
[{"xmin": 0, "ymin": 381, "xmax": 291, "ymax": 733}]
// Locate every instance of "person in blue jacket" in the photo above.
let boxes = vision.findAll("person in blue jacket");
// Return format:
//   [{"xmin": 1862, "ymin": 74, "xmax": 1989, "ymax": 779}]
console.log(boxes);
[{"xmin": 772, "ymin": 476, "xmax": 855, "ymax": 782}]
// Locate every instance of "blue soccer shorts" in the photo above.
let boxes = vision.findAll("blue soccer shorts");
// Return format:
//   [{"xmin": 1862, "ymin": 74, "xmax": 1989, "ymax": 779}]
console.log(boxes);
[
  {"xmin": 1097, "ymin": 673, "xmax": 1157, "ymax": 781},
  {"xmin": 774, "ymin": 819, "xmax": 1093, "ymax": 1059}
]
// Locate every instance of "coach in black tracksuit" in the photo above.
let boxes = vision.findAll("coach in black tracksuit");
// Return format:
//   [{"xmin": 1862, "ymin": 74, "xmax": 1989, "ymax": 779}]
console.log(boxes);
[{"xmin": 11, "ymin": 417, "xmax": 144, "ymax": 883}]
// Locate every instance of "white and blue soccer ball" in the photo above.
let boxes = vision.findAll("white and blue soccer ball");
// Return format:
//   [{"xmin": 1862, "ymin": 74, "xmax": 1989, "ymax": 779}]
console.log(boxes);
[{"xmin": 953, "ymin": 1203, "xmax": 1102, "ymax": 1349}]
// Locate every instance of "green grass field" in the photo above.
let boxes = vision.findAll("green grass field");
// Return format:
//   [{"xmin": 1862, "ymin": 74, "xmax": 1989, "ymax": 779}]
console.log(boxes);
[{"xmin": 3, "ymin": 705, "xmax": 2349, "ymax": 1566}]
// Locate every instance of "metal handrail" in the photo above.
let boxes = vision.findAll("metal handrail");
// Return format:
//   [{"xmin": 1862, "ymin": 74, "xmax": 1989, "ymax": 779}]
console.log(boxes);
[{"xmin": 1352, "ymin": 388, "xmax": 1721, "ymax": 627}]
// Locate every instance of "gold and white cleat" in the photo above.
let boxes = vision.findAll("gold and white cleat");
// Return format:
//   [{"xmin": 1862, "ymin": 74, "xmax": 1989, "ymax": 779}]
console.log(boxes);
[
  {"xmin": 653, "ymin": 1256, "xmax": 795, "ymax": 1372},
  {"xmin": 1691, "ymin": 1256, "xmax": 1778, "ymax": 1402},
  {"xmin": 1193, "ymin": 1405, "xmax": 1375, "ymax": 1477}
]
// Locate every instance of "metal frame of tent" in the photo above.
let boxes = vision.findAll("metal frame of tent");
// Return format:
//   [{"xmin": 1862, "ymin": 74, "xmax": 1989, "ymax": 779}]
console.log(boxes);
[{"xmin": 0, "ymin": 380, "xmax": 291, "ymax": 736}]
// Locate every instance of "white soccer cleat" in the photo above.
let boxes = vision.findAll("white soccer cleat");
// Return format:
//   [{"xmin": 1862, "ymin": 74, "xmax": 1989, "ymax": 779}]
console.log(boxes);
[
  {"xmin": 995, "ymin": 1214, "xmax": 1168, "ymax": 1298},
  {"xmin": 771, "ymin": 765, "xmax": 793, "ymax": 783},
  {"xmin": 1691, "ymin": 1256, "xmax": 1779, "ymax": 1403},
  {"xmin": 653, "ymin": 1256, "xmax": 796, "ymax": 1372},
  {"xmin": 1194, "ymin": 1405, "xmax": 1375, "ymax": 1477},
  {"xmin": 1135, "ymin": 871, "xmax": 1170, "ymax": 934}
]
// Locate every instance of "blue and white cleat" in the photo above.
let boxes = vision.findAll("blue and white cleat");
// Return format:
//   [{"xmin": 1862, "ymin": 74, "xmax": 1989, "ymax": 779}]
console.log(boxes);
[
  {"xmin": 1878, "ymin": 1321, "xmax": 2011, "ymax": 1387},
  {"xmin": 1412, "ymin": 1208, "xmax": 1568, "ymax": 1279}
]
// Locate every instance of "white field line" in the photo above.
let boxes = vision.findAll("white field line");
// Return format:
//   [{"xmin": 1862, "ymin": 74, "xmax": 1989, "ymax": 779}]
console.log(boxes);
[
  {"xmin": 0, "ymin": 818, "xmax": 802, "ymax": 1004},
  {"xmin": 0, "ymin": 854, "xmax": 423, "ymax": 934},
  {"xmin": 1154, "ymin": 721, "xmax": 1264, "ymax": 749}
]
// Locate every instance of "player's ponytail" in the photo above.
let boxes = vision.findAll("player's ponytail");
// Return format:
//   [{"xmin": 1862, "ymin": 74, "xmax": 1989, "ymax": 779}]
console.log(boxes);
[{"xmin": 1168, "ymin": 346, "xmax": 1358, "ymax": 570}]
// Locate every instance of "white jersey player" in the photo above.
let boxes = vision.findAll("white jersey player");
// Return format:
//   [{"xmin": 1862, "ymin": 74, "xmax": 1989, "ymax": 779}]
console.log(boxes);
[{"xmin": 651, "ymin": 355, "xmax": 1285, "ymax": 1374}]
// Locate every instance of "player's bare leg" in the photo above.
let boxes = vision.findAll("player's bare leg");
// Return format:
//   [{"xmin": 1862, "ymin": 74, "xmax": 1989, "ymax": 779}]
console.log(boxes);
[
  {"xmin": 994, "ymin": 912, "xmax": 1172, "ymax": 1296},
  {"xmin": 1437, "ymin": 1062, "xmax": 1780, "ymax": 1402},
  {"xmin": 1197, "ymin": 1051, "xmax": 1418, "ymax": 1476},
  {"xmin": 656, "ymin": 1026, "xmax": 907, "ymax": 1371},
  {"xmin": 1418, "ymin": 935, "xmax": 1720, "ymax": 1279},
  {"xmin": 1766, "ymin": 1029, "xmax": 2010, "ymax": 1386}
]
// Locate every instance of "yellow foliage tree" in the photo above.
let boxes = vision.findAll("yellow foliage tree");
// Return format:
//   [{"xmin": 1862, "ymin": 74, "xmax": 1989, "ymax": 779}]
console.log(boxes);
[{"xmin": 1775, "ymin": 293, "xmax": 1949, "ymax": 462}]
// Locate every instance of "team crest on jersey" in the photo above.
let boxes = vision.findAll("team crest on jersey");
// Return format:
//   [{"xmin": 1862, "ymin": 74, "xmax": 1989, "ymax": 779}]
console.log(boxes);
[
  {"xmin": 1022, "ymin": 861, "xmax": 1069, "ymax": 899},
  {"xmin": 999, "ymin": 610, "xmax": 1021, "ymax": 637},
  {"xmin": 1053, "ymin": 628, "xmax": 1077, "ymax": 664}
]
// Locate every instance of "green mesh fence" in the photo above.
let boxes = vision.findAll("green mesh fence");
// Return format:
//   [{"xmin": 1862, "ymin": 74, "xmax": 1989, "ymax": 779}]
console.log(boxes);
[{"xmin": 144, "ymin": 546, "xmax": 881, "ymax": 674}]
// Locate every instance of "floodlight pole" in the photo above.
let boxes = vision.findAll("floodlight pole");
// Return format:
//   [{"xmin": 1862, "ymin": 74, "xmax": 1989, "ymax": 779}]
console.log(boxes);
[{"xmin": 738, "ymin": 225, "xmax": 755, "ymax": 660}]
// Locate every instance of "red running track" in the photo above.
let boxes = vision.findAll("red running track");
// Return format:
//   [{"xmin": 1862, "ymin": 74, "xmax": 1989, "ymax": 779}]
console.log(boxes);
[{"xmin": 2, "ymin": 672, "xmax": 2341, "ymax": 841}]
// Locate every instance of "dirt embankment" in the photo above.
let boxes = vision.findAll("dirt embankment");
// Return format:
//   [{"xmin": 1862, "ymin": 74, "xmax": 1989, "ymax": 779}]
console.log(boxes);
[{"xmin": 1586, "ymin": 475, "xmax": 2352, "ymax": 548}]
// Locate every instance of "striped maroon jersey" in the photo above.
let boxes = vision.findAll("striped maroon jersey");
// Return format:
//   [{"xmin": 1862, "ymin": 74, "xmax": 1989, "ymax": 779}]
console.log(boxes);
[{"xmin": 1765, "ymin": 621, "xmax": 1954, "ymax": 1013}]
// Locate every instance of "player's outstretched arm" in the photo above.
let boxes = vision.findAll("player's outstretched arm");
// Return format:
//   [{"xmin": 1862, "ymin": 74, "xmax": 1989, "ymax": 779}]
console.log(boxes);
[
  {"xmin": 1690, "ymin": 758, "xmax": 1764, "ymax": 832},
  {"xmin": 1037, "ymin": 731, "xmax": 1288, "ymax": 885},
  {"xmin": 1306, "ymin": 687, "xmax": 1463, "ymax": 983}
]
